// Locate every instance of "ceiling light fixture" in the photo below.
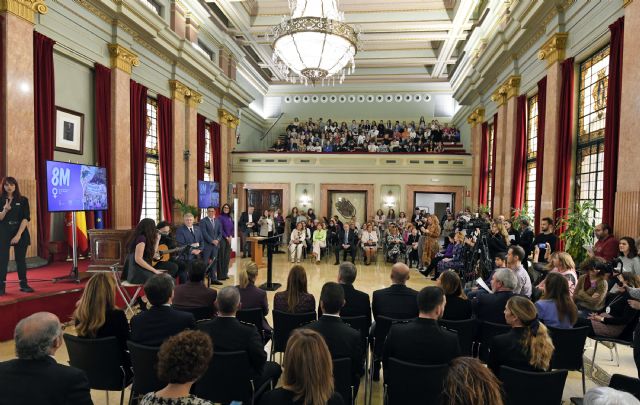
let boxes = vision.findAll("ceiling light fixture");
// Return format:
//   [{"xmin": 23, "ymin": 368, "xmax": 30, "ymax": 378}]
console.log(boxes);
[{"xmin": 270, "ymin": 0, "xmax": 360, "ymax": 86}]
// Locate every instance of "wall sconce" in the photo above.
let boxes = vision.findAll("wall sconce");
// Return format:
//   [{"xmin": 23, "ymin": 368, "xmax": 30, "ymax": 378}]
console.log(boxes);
[
  {"xmin": 299, "ymin": 189, "xmax": 312, "ymax": 208},
  {"xmin": 183, "ymin": 149, "xmax": 191, "ymax": 161},
  {"xmin": 384, "ymin": 190, "xmax": 395, "ymax": 208}
]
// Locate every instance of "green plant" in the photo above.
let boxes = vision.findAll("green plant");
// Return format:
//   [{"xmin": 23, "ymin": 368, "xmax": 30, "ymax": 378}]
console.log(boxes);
[
  {"xmin": 476, "ymin": 204, "xmax": 490, "ymax": 216},
  {"xmin": 173, "ymin": 198, "xmax": 200, "ymax": 219},
  {"xmin": 510, "ymin": 205, "xmax": 534, "ymax": 232},
  {"xmin": 556, "ymin": 201, "xmax": 597, "ymax": 266}
]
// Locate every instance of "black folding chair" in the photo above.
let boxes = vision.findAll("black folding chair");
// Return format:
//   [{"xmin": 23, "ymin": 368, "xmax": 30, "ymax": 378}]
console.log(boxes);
[
  {"xmin": 590, "ymin": 335, "xmax": 633, "ymax": 377},
  {"xmin": 477, "ymin": 321, "xmax": 511, "ymax": 361},
  {"xmin": 172, "ymin": 304, "xmax": 215, "ymax": 322},
  {"xmin": 127, "ymin": 341, "xmax": 163, "ymax": 401},
  {"xmin": 193, "ymin": 350, "xmax": 270, "ymax": 404},
  {"xmin": 383, "ymin": 358, "xmax": 448, "ymax": 405},
  {"xmin": 64, "ymin": 334, "xmax": 132, "ymax": 405},
  {"xmin": 333, "ymin": 357, "xmax": 354, "ymax": 405},
  {"xmin": 547, "ymin": 325, "xmax": 589, "ymax": 394},
  {"xmin": 341, "ymin": 315, "xmax": 370, "ymax": 402},
  {"xmin": 271, "ymin": 310, "xmax": 317, "ymax": 361},
  {"xmin": 571, "ymin": 373, "xmax": 640, "ymax": 404},
  {"xmin": 439, "ymin": 318, "xmax": 476, "ymax": 356},
  {"xmin": 237, "ymin": 308, "xmax": 266, "ymax": 342},
  {"xmin": 500, "ymin": 366, "xmax": 568, "ymax": 405}
]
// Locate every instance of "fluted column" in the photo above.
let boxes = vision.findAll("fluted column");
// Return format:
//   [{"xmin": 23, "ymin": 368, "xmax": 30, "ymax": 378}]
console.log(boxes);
[
  {"xmin": 218, "ymin": 108, "xmax": 239, "ymax": 204},
  {"xmin": 467, "ymin": 107, "xmax": 484, "ymax": 208},
  {"xmin": 185, "ymin": 90, "xmax": 201, "ymax": 206}
]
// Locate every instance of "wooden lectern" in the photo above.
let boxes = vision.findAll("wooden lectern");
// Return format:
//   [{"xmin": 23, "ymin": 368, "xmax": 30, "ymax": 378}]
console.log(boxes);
[{"xmin": 247, "ymin": 236, "xmax": 266, "ymax": 267}]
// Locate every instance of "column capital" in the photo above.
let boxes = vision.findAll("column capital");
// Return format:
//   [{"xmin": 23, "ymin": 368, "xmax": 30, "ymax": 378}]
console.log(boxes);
[
  {"xmin": 467, "ymin": 107, "xmax": 485, "ymax": 126},
  {"xmin": 491, "ymin": 75, "xmax": 521, "ymax": 107},
  {"xmin": 218, "ymin": 108, "xmax": 239, "ymax": 129},
  {"xmin": 0, "ymin": 0, "xmax": 48, "ymax": 24},
  {"xmin": 623, "ymin": 0, "xmax": 633, "ymax": 7},
  {"xmin": 108, "ymin": 44, "xmax": 139, "ymax": 74},
  {"xmin": 538, "ymin": 32, "xmax": 569, "ymax": 67},
  {"xmin": 169, "ymin": 79, "xmax": 190, "ymax": 102},
  {"xmin": 187, "ymin": 89, "xmax": 203, "ymax": 108}
]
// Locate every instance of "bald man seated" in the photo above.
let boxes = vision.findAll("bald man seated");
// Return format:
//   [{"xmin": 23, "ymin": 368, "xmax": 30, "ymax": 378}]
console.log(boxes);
[
  {"xmin": 0, "ymin": 312, "xmax": 93, "ymax": 405},
  {"xmin": 372, "ymin": 263, "xmax": 419, "ymax": 320}
]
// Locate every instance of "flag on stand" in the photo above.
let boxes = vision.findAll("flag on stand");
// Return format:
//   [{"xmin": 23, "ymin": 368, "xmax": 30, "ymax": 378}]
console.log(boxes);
[
  {"xmin": 95, "ymin": 211, "xmax": 105, "ymax": 229},
  {"xmin": 65, "ymin": 212, "xmax": 89, "ymax": 256}
]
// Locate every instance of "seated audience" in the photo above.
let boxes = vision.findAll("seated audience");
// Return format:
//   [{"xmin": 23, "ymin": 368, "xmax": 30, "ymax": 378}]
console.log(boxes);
[
  {"xmin": 140, "ymin": 330, "xmax": 213, "ymax": 405},
  {"xmin": 405, "ymin": 226, "xmax": 420, "ymax": 268},
  {"xmin": 385, "ymin": 225, "xmax": 406, "ymax": 263},
  {"xmin": 441, "ymin": 357, "xmax": 504, "ymax": 405},
  {"xmin": 488, "ymin": 296, "xmax": 555, "ymax": 376},
  {"xmin": 130, "ymin": 274, "xmax": 196, "ymax": 346},
  {"xmin": 507, "ymin": 245, "xmax": 532, "ymax": 298},
  {"xmin": 467, "ymin": 252, "xmax": 508, "ymax": 300},
  {"xmin": 274, "ymin": 265, "xmax": 316, "ymax": 313},
  {"xmin": 360, "ymin": 223, "xmax": 379, "ymax": 265},
  {"xmin": 334, "ymin": 223, "xmax": 357, "ymax": 265},
  {"xmin": 259, "ymin": 329, "xmax": 345, "ymax": 405},
  {"xmin": 0, "ymin": 312, "xmax": 92, "ymax": 405},
  {"xmin": 593, "ymin": 223, "xmax": 620, "ymax": 262},
  {"xmin": 311, "ymin": 222, "xmax": 327, "ymax": 263},
  {"xmin": 620, "ymin": 236, "xmax": 640, "ymax": 275},
  {"xmin": 536, "ymin": 252, "xmax": 578, "ymax": 296},
  {"xmin": 433, "ymin": 231, "xmax": 466, "ymax": 280},
  {"xmin": 574, "ymin": 257, "xmax": 609, "ymax": 315},
  {"xmin": 383, "ymin": 286, "xmax": 461, "ymax": 366},
  {"xmin": 306, "ymin": 282, "xmax": 363, "ymax": 395},
  {"xmin": 73, "ymin": 272, "xmax": 130, "ymax": 363},
  {"xmin": 437, "ymin": 270, "xmax": 472, "ymax": 320},
  {"xmin": 372, "ymin": 263, "xmax": 419, "ymax": 320},
  {"xmin": 237, "ymin": 261, "xmax": 272, "ymax": 337},
  {"xmin": 289, "ymin": 222, "xmax": 306, "ymax": 263},
  {"xmin": 583, "ymin": 272, "xmax": 640, "ymax": 338},
  {"xmin": 473, "ymin": 268, "xmax": 517, "ymax": 324},
  {"xmin": 535, "ymin": 272, "xmax": 578, "ymax": 329},
  {"xmin": 583, "ymin": 387, "xmax": 640, "ymax": 405},
  {"xmin": 198, "ymin": 287, "xmax": 282, "ymax": 392},
  {"xmin": 172, "ymin": 261, "xmax": 217, "ymax": 310},
  {"xmin": 319, "ymin": 262, "xmax": 372, "ymax": 328}
]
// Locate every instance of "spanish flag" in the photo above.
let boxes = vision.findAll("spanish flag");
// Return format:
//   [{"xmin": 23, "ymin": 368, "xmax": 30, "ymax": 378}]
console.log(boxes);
[{"xmin": 65, "ymin": 212, "xmax": 89, "ymax": 255}]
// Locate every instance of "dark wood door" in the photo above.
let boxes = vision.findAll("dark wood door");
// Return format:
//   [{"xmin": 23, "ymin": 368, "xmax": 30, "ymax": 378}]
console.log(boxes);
[{"xmin": 246, "ymin": 189, "xmax": 282, "ymax": 215}]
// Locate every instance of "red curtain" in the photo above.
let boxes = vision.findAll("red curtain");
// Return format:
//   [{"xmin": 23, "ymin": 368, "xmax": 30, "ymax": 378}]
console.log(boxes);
[
  {"xmin": 0, "ymin": 15, "xmax": 5, "ymax": 180},
  {"xmin": 94, "ymin": 63, "xmax": 112, "ymax": 229},
  {"xmin": 478, "ymin": 122, "xmax": 489, "ymax": 206},
  {"xmin": 197, "ymin": 114, "xmax": 206, "ymax": 181},
  {"xmin": 130, "ymin": 80, "xmax": 147, "ymax": 226},
  {"xmin": 34, "ymin": 32, "xmax": 55, "ymax": 260},
  {"xmin": 602, "ymin": 17, "xmax": 624, "ymax": 227},
  {"xmin": 553, "ymin": 57, "xmax": 575, "ymax": 243},
  {"xmin": 211, "ymin": 121, "xmax": 222, "ymax": 183},
  {"xmin": 157, "ymin": 95, "xmax": 173, "ymax": 223},
  {"xmin": 534, "ymin": 77, "xmax": 547, "ymax": 234},
  {"xmin": 511, "ymin": 94, "xmax": 528, "ymax": 211},
  {"xmin": 490, "ymin": 113, "xmax": 498, "ymax": 216}
]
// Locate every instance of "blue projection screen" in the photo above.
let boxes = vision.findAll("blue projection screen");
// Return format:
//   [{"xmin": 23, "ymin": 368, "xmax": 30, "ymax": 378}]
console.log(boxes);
[
  {"xmin": 198, "ymin": 181, "xmax": 220, "ymax": 209},
  {"xmin": 46, "ymin": 161, "xmax": 108, "ymax": 212}
]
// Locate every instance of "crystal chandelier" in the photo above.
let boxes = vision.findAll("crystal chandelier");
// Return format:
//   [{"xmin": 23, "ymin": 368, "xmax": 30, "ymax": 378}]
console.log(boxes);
[{"xmin": 270, "ymin": 0, "xmax": 359, "ymax": 85}]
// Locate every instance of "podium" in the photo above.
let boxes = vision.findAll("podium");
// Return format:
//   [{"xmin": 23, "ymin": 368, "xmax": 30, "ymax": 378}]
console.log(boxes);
[{"xmin": 247, "ymin": 236, "xmax": 266, "ymax": 267}]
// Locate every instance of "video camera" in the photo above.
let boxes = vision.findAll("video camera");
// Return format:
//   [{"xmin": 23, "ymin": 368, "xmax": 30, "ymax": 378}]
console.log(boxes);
[{"xmin": 462, "ymin": 218, "xmax": 490, "ymax": 233}]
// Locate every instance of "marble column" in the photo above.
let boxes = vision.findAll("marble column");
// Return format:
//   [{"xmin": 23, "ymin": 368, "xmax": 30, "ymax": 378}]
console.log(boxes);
[
  {"xmin": 492, "ymin": 103, "xmax": 508, "ymax": 216},
  {"xmin": 108, "ymin": 44, "xmax": 139, "ymax": 229},
  {"xmin": 467, "ymin": 107, "xmax": 484, "ymax": 208},
  {"xmin": 169, "ymin": 80, "xmax": 187, "ymax": 221},
  {"xmin": 615, "ymin": 0, "xmax": 640, "ymax": 237},
  {"xmin": 217, "ymin": 108, "xmax": 239, "ymax": 205},
  {"xmin": 185, "ymin": 91, "xmax": 201, "ymax": 206},
  {"xmin": 0, "ymin": 0, "xmax": 48, "ymax": 258}
]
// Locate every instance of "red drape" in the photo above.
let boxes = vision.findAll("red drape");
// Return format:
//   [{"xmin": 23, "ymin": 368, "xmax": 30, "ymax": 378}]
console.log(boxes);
[
  {"xmin": 511, "ymin": 95, "xmax": 528, "ymax": 212},
  {"xmin": 211, "ymin": 121, "xmax": 222, "ymax": 183},
  {"xmin": 478, "ymin": 122, "xmax": 489, "ymax": 206},
  {"xmin": 554, "ymin": 57, "xmax": 575, "ymax": 244},
  {"xmin": 534, "ymin": 77, "xmax": 547, "ymax": 234},
  {"xmin": 157, "ymin": 95, "xmax": 173, "ymax": 223},
  {"xmin": 197, "ymin": 114, "xmax": 206, "ymax": 181},
  {"xmin": 602, "ymin": 17, "xmax": 624, "ymax": 227},
  {"xmin": 490, "ymin": 113, "xmax": 498, "ymax": 216},
  {"xmin": 94, "ymin": 63, "xmax": 112, "ymax": 229},
  {"xmin": 0, "ymin": 15, "xmax": 5, "ymax": 180},
  {"xmin": 34, "ymin": 32, "xmax": 55, "ymax": 260},
  {"xmin": 130, "ymin": 80, "xmax": 147, "ymax": 226}
]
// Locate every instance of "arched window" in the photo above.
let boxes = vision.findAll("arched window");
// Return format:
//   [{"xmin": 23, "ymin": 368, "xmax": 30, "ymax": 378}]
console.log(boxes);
[
  {"xmin": 142, "ymin": 97, "xmax": 161, "ymax": 222},
  {"xmin": 524, "ymin": 95, "xmax": 539, "ymax": 216}
]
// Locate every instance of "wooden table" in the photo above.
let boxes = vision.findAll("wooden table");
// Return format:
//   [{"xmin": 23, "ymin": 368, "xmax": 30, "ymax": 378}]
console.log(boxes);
[{"xmin": 247, "ymin": 236, "xmax": 266, "ymax": 267}]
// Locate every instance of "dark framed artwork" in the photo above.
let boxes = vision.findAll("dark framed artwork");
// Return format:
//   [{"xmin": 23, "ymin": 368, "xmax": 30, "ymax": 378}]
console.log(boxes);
[{"xmin": 55, "ymin": 107, "xmax": 84, "ymax": 155}]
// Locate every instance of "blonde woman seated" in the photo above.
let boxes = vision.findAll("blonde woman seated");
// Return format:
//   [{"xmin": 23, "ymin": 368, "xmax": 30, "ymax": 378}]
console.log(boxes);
[
  {"xmin": 360, "ymin": 223, "xmax": 378, "ymax": 265},
  {"xmin": 312, "ymin": 222, "xmax": 327, "ymax": 263},
  {"xmin": 289, "ymin": 222, "xmax": 307, "ymax": 263}
]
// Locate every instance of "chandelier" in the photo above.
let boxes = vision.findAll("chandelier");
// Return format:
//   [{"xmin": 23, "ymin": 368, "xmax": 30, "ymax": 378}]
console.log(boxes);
[{"xmin": 270, "ymin": 0, "xmax": 360, "ymax": 86}]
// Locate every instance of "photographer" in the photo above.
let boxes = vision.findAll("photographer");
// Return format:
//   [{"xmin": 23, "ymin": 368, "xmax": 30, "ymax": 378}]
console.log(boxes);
[{"xmin": 465, "ymin": 219, "xmax": 508, "ymax": 261}]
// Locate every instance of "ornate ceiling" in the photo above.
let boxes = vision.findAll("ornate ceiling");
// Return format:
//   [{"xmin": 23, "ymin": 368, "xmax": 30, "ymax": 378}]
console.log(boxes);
[{"xmin": 208, "ymin": 0, "xmax": 482, "ymax": 85}]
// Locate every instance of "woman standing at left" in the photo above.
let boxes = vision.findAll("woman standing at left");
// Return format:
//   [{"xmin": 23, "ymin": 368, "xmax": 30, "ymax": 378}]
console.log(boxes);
[{"xmin": 0, "ymin": 177, "xmax": 34, "ymax": 295}]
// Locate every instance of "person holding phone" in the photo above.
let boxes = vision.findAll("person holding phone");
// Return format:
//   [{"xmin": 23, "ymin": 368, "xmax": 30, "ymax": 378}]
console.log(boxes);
[
  {"xmin": 0, "ymin": 177, "xmax": 34, "ymax": 295},
  {"xmin": 531, "ymin": 217, "xmax": 558, "ymax": 278}
]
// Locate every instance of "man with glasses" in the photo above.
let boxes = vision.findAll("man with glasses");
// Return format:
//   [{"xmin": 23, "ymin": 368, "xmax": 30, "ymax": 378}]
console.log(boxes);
[{"xmin": 199, "ymin": 208, "xmax": 223, "ymax": 285}]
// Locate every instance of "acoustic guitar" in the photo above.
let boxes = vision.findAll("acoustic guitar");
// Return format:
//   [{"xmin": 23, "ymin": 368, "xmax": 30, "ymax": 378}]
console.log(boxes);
[{"xmin": 152, "ymin": 244, "xmax": 184, "ymax": 266}]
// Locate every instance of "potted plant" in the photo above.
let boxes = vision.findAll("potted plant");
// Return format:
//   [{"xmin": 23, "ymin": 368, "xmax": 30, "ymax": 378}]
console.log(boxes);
[
  {"xmin": 173, "ymin": 198, "xmax": 200, "ymax": 221},
  {"xmin": 510, "ymin": 205, "xmax": 534, "ymax": 232},
  {"xmin": 556, "ymin": 201, "xmax": 597, "ymax": 266},
  {"xmin": 476, "ymin": 204, "xmax": 491, "ymax": 217}
]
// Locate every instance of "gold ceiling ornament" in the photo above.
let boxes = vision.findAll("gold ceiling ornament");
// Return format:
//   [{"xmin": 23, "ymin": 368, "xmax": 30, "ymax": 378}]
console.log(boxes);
[
  {"xmin": 218, "ymin": 108, "xmax": 239, "ymax": 129},
  {"xmin": 467, "ymin": 107, "xmax": 485, "ymax": 126},
  {"xmin": 108, "ymin": 44, "xmax": 139, "ymax": 74},
  {"xmin": 491, "ymin": 75, "xmax": 521, "ymax": 106},
  {"xmin": 537, "ymin": 32, "xmax": 569, "ymax": 67},
  {"xmin": 0, "ymin": 0, "xmax": 48, "ymax": 23}
]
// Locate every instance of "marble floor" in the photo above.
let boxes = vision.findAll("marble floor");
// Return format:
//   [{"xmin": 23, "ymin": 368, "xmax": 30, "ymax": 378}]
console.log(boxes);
[{"xmin": 1, "ymin": 251, "xmax": 637, "ymax": 404}]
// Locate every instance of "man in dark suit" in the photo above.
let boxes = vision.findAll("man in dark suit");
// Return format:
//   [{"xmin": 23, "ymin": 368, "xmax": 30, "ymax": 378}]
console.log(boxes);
[
  {"xmin": 198, "ymin": 287, "xmax": 281, "ymax": 390},
  {"xmin": 239, "ymin": 205, "xmax": 258, "ymax": 258},
  {"xmin": 175, "ymin": 212, "xmax": 205, "ymax": 262},
  {"xmin": 319, "ymin": 262, "xmax": 372, "ymax": 329},
  {"xmin": 306, "ymin": 282, "xmax": 363, "ymax": 397},
  {"xmin": 196, "ymin": 208, "xmax": 224, "ymax": 283},
  {"xmin": 383, "ymin": 286, "xmax": 461, "ymax": 368},
  {"xmin": 473, "ymin": 267, "xmax": 517, "ymax": 324},
  {"xmin": 372, "ymin": 263, "xmax": 419, "ymax": 320},
  {"xmin": 130, "ymin": 274, "xmax": 196, "ymax": 346},
  {"xmin": 335, "ymin": 223, "xmax": 357, "ymax": 265},
  {"xmin": 172, "ymin": 261, "xmax": 217, "ymax": 310},
  {"xmin": 0, "ymin": 312, "xmax": 92, "ymax": 405}
]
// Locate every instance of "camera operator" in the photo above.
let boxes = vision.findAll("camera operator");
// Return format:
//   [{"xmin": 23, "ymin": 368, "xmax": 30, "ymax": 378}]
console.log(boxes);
[{"xmin": 465, "ymin": 219, "xmax": 509, "ymax": 261}]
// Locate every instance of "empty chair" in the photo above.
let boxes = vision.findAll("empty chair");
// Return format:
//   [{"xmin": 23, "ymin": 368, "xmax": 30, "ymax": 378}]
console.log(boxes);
[
  {"xmin": 477, "ymin": 321, "xmax": 511, "ymax": 361},
  {"xmin": 590, "ymin": 335, "xmax": 633, "ymax": 375},
  {"xmin": 63, "ymin": 334, "xmax": 131, "ymax": 405},
  {"xmin": 333, "ymin": 357, "xmax": 354, "ymax": 405},
  {"xmin": 193, "ymin": 350, "xmax": 271, "ymax": 404},
  {"xmin": 547, "ymin": 326, "xmax": 589, "ymax": 394},
  {"xmin": 500, "ymin": 366, "xmax": 568, "ymax": 405},
  {"xmin": 383, "ymin": 358, "xmax": 448, "ymax": 405},
  {"xmin": 172, "ymin": 304, "xmax": 214, "ymax": 322},
  {"xmin": 439, "ymin": 318, "xmax": 476, "ymax": 356},
  {"xmin": 127, "ymin": 341, "xmax": 163, "ymax": 401},
  {"xmin": 271, "ymin": 310, "xmax": 316, "ymax": 360},
  {"xmin": 237, "ymin": 307, "xmax": 266, "ymax": 341}
]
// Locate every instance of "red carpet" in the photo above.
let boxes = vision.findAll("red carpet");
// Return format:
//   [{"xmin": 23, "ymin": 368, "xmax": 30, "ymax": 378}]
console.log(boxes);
[{"xmin": 0, "ymin": 261, "xmax": 90, "ymax": 341}]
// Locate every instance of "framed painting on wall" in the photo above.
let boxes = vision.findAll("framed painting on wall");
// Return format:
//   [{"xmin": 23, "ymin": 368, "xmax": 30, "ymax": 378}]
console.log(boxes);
[{"xmin": 55, "ymin": 107, "xmax": 84, "ymax": 155}]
